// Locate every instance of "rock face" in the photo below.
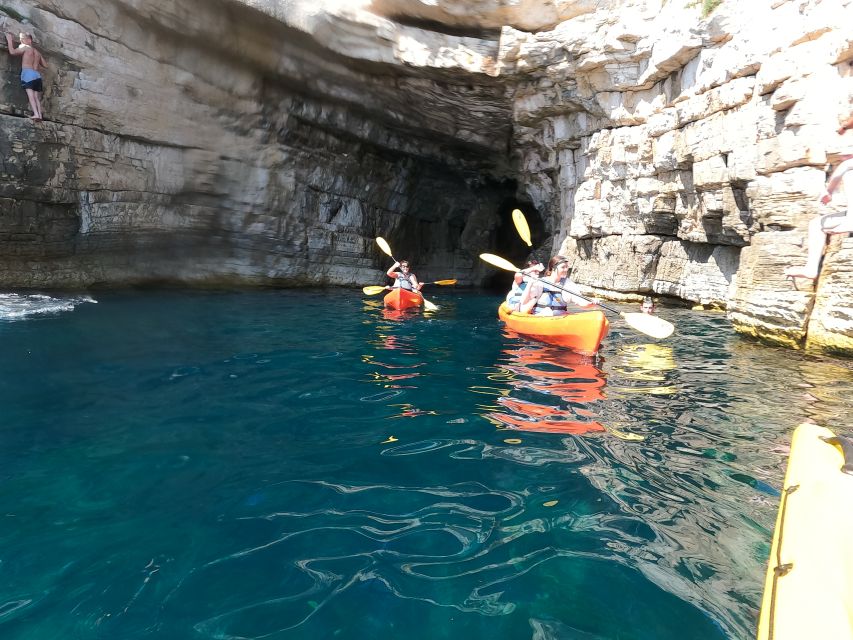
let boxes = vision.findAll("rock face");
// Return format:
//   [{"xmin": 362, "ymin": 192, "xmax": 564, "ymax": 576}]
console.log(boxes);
[
  {"xmin": 500, "ymin": 0, "xmax": 853, "ymax": 353},
  {"xmin": 0, "ymin": 0, "xmax": 518, "ymax": 287},
  {"xmin": 1, "ymin": 0, "xmax": 853, "ymax": 352}
]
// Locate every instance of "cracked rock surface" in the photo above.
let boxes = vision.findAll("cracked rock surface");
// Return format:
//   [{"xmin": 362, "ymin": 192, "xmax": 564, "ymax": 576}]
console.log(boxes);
[{"xmin": 1, "ymin": 0, "xmax": 852, "ymax": 352}]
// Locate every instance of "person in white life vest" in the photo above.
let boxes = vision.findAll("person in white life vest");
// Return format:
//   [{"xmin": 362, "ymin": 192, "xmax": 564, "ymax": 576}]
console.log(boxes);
[
  {"xmin": 518, "ymin": 255, "xmax": 594, "ymax": 316},
  {"xmin": 505, "ymin": 259, "xmax": 545, "ymax": 312},
  {"xmin": 386, "ymin": 260, "xmax": 422, "ymax": 291}
]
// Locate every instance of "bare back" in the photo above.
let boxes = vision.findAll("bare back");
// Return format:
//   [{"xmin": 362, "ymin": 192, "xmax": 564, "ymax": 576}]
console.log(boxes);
[{"xmin": 19, "ymin": 45, "xmax": 45, "ymax": 71}]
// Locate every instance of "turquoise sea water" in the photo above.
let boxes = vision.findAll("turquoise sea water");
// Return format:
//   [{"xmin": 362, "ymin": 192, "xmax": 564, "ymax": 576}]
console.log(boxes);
[{"xmin": 2, "ymin": 289, "xmax": 853, "ymax": 640}]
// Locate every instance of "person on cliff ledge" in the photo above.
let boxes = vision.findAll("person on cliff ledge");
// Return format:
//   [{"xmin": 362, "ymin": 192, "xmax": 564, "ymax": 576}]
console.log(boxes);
[
  {"xmin": 784, "ymin": 156, "xmax": 853, "ymax": 282},
  {"xmin": 5, "ymin": 31, "xmax": 47, "ymax": 122},
  {"xmin": 386, "ymin": 259, "xmax": 422, "ymax": 292}
]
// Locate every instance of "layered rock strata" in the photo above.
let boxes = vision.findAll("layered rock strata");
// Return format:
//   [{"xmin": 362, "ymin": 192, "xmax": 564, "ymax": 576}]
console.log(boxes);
[
  {"xmin": 0, "ymin": 0, "xmax": 517, "ymax": 287},
  {"xmin": 1, "ymin": 0, "xmax": 853, "ymax": 352},
  {"xmin": 501, "ymin": 0, "xmax": 853, "ymax": 352}
]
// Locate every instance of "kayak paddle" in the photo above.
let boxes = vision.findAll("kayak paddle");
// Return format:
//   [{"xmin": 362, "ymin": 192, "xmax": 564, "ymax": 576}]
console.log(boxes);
[
  {"xmin": 376, "ymin": 236, "xmax": 396, "ymax": 262},
  {"xmin": 363, "ymin": 285, "xmax": 389, "ymax": 295},
  {"xmin": 512, "ymin": 209, "xmax": 532, "ymax": 247},
  {"xmin": 362, "ymin": 280, "xmax": 455, "ymax": 296},
  {"xmin": 376, "ymin": 237, "xmax": 439, "ymax": 311},
  {"xmin": 479, "ymin": 253, "xmax": 675, "ymax": 340}
]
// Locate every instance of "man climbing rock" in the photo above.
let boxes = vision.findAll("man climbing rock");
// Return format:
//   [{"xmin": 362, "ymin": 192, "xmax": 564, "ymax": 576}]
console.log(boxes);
[{"xmin": 5, "ymin": 30, "xmax": 47, "ymax": 121}]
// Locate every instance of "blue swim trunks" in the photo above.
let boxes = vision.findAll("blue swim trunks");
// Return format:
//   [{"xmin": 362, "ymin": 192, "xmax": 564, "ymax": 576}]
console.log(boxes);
[{"xmin": 20, "ymin": 68, "xmax": 43, "ymax": 92}]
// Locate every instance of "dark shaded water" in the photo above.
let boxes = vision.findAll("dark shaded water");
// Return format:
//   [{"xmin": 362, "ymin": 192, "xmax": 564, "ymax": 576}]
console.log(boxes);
[{"xmin": 2, "ymin": 289, "xmax": 852, "ymax": 640}]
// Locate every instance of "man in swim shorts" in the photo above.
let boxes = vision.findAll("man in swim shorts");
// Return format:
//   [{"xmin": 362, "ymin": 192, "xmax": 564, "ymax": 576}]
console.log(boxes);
[{"xmin": 5, "ymin": 31, "xmax": 47, "ymax": 121}]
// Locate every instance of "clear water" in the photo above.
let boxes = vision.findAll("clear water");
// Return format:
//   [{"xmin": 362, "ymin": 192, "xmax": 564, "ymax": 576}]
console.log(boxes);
[{"xmin": 2, "ymin": 289, "xmax": 852, "ymax": 640}]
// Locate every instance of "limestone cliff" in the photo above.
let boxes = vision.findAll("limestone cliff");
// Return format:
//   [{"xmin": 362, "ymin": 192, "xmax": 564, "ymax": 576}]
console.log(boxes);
[
  {"xmin": 1, "ymin": 0, "xmax": 853, "ymax": 353},
  {"xmin": 498, "ymin": 0, "xmax": 853, "ymax": 353},
  {"xmin": 0, "ymin": 0, "xmax": 518, "ymax": 288}
]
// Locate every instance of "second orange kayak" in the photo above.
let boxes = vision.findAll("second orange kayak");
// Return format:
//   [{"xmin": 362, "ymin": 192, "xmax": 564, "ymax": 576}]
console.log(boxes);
[
  {"xmin": 498, "ymin": 302, "xmax": 609, "ymax": 355},
  {"xmin": 384, "ymin": 288, "xmax": 423, "ymax": 310}
]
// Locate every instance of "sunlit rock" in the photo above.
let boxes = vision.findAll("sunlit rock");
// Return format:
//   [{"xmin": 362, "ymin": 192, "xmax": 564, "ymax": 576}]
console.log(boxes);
[{"xmin": 1, "ymin": 0, "xmax": 853, "ymax": 352}]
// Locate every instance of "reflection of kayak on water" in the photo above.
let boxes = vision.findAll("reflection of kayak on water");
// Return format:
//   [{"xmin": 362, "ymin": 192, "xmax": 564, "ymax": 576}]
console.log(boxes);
[
  {"xmin": 490, "ymin": 399, "xmax": 606, "ymax": 435},
  {"xmin": 502, "ymin": 344, "xmax": 606, "ymax": 403},
  {"xmin": 757, "ymin": 423, "xmax": 853, "ymax": 640},
  {"xmin": 383, "ymin": 288, "xmax": 423, "ymax": 310},
  {"xmin": 498, "ymin": 302, "xmax": 609, "ymax": 355},
  {"xmin": 486, "ymin": 343, "xmax": 606, "ymax": 435},
  {"xmin": 380, "ymin": 308, "xmax": 420, "ymax": 322}
]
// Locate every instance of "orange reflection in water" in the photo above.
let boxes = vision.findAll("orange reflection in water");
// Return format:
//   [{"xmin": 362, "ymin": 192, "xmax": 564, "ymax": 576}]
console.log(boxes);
[
  {"xmin": 362, "ymin": 332, "xmax": 425, "ymax": 390},
  {"xmin": 381, "ymin": 308, "xmax": 421, "ymax": 322},
  {"xmin": 379, "ymin": 334, "xmax": 417, "ymax": 353},
  {"xmin": 388, "ymin": 403, "xmax": 439, "ymax": 419},
  {"xmin": 361, "ymin": 300, "xmax": 434, "ymax": 418},
  {"xmin": 485, "ymin": 343, "xmax": 607, "ymax": 435}
]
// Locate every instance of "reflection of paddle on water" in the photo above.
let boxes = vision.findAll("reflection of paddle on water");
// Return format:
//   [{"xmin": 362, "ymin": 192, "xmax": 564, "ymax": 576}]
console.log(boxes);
[{"xmin": 611, "ymin": 343, "xmax": 678, "ymax": 393}]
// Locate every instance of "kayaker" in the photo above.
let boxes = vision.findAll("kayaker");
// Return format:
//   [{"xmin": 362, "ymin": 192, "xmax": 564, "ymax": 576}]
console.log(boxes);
[
  {"xmin": 518, "ymin": 255, "xmax": 594, "ymax": 316},
  {"xmin": 386, "ymin": 260, "xmax": 422, "ymax": 292},
  {"xmin": 642, "ymin": 296, "xmax": 656, "ymax": 314},
  {"xmin": 505, "ymin": 259, "xmax": 545, "ymax": 311}
]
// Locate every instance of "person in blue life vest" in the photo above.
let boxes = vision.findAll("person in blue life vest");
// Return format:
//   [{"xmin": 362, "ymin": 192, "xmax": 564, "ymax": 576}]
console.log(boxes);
[
  {"xmin": 517, "ymin": 255, "xmax": 595, "ymax": 316},
  {"xmin": 386, "ymin": 259, "xmax": 422, "ymax": 292},
  {"xmin": 5, "ymin": 30, "xmax": 47, "ymax": 121},
  {"xmin": 505, "ymin": 259, "xmax": 545, "ymax": 312}
]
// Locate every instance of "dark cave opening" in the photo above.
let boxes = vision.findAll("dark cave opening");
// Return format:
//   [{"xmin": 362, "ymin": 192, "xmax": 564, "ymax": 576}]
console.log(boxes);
[{"xmin": 481, "ymin": 198, "xmax": 546, "ymax": 291}]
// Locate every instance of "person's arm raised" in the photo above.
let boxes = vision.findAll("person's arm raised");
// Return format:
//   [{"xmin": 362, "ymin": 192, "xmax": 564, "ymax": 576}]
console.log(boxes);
[{"xmin": 5, "ymin": 33, "xmax": 23, "ymax": 55}]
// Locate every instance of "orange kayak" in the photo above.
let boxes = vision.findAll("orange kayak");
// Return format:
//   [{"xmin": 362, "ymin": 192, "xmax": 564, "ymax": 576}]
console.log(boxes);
[
  {"xmin": 498, "ymin": 302, "xmax": 609, "ymax": 355},
  {"xmin": 384, "ymin": 288, "xmax": 423, "ymax": 310}
]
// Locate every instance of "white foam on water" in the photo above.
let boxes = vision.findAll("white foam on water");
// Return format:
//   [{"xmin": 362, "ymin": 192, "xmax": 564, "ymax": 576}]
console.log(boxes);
[{"xmin": 0, "ymin": 293, "xmax": 97, "ymax": 321}]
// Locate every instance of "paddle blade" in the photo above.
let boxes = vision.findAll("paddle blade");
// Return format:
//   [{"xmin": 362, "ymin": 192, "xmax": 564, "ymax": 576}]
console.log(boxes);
[
  {"xmin": 423, "ymin": 297, "xmax": 439, "ymax": 311},
  {"xmin": 512, "ymin": 209, "xmax": 532, "ymax": 247},
  {"xmin": 432, "ymin": 279, "xmax": 457, "ymax": 285},
  {"xmin": 621, "ymin": 312, "xmax": 675, "ymax": 340},
  {"xmin": 480, "ymin": 253, "xmax": 519, "ymax": 272},
  {"xmin": 376, "ymin": 237, "xmax": 393, "ymax": 258},
  {"xmin": 362, "ymin": 286, "xmax": 387, "ymax": 295}
]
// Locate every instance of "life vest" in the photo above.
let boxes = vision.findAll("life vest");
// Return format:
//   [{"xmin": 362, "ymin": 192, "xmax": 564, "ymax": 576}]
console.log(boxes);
[
  {"xmin": 534, "ymin": 279, "xmax": 569, "ymax": 315},
  {"xmin": 506, "ymin": 282, "xmax": 528, "ymax": 307},
  {"xmin": 393, "ymin": 272, "xmax": 415, "ymax": 291}
]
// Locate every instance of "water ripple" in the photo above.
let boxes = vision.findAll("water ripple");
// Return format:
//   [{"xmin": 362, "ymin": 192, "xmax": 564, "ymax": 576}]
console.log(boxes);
[
  {"xmin": 0, "ymin": 292, "xmax": 96, "ymax": 320},
  {"xmin": 4, "ymin": 293, "xmax": 853, "ymax": 640}
]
